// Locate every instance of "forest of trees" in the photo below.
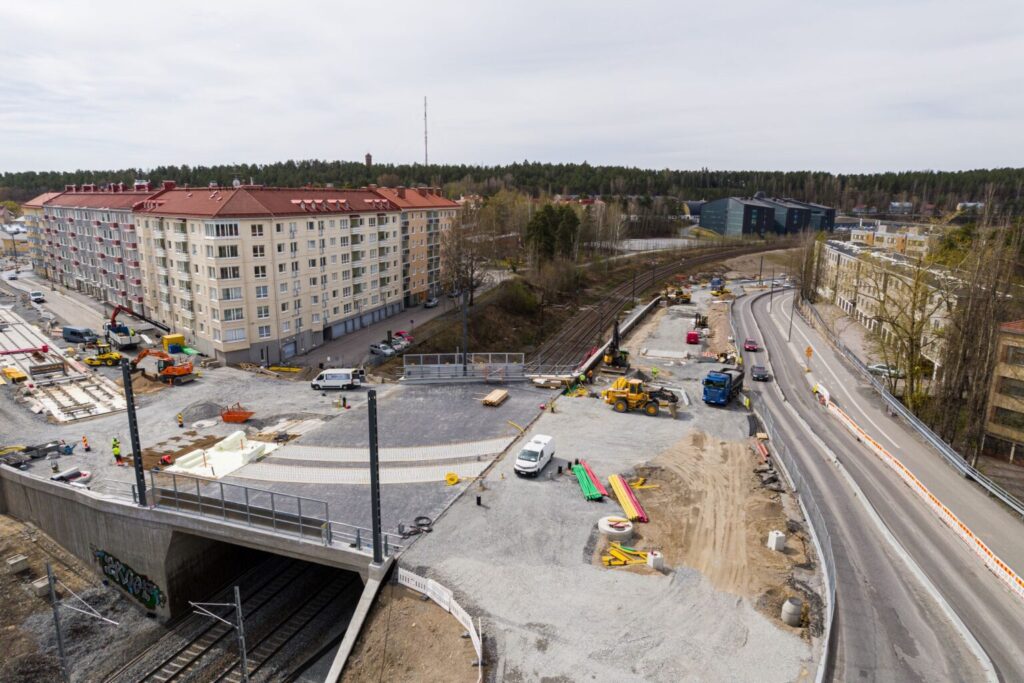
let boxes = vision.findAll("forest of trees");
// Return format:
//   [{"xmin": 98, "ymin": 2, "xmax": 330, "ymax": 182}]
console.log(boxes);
[{"xmin": 3, "ymin": 159, "xmax": 1024, "ymax": 215}]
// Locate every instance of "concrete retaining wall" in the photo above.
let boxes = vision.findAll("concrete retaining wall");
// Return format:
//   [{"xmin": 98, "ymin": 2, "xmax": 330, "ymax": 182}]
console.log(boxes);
[{"xmin": 0, "ymin": 465, "xmax": 377, "ymax": 620}]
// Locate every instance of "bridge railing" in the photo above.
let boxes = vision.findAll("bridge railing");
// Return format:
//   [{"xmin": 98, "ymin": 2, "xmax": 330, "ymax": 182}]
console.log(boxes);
[{"xmin": 146, "ymin": 471, "xmax": 403, "ymax": 556}]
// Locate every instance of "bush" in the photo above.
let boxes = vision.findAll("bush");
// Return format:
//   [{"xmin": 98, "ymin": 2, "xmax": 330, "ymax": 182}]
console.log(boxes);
[{"xmin": 494, "ymin": 279, "xmax": 539, "ymax": 316}]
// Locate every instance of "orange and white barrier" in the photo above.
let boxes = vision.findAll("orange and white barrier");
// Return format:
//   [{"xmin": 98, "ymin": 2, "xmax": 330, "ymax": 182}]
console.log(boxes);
[{"xmin": 826, "ymin": 400, "xmax": 1024, "ymax": 602}]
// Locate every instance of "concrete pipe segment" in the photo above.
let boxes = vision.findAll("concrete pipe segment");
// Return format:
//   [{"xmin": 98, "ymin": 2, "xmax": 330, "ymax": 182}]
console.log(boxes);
[
  {"xmin": 781, "ymin": 597, "xmax": 803, "ymax": 627},
  {"xmin": 598, "ymin": 516, "xmax": 635, "ymax": 542}
]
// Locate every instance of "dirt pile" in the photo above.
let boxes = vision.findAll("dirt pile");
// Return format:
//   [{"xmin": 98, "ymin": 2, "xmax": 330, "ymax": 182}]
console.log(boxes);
[
  {"xmin": 706, "ymin": 301, "xmax": 735, "ymax": 357},
  {"xmin": 602, "ymin": 431, "xmax": 811, "ymax": 628},
  {"xmin": 342, "ymin": 584, "xmax": 479, "ymax": 683}
]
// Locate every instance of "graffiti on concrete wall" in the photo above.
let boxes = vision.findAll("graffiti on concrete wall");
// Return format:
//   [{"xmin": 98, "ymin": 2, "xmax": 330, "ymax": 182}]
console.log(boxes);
[{"xmin": 94, "ymin": 549, "xmax": 166, "ymax": 610}]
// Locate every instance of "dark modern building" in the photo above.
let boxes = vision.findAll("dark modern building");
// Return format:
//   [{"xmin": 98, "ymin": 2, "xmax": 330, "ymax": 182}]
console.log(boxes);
[
  {"xmin": 758, "ymin": 198, "xmax": 812, "ymax": 234},
  {"xmin": 699, "ymin": 198, "xmax": 776, "ymax": 237},
  {"xmin": 783, "ymin": 198, "xmax": 836, "ymax": 231}
]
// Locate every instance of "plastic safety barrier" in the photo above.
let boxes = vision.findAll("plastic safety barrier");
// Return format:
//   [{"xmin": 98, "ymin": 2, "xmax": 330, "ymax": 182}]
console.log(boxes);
[{"xmin": 827, "ymin": 401, "xmax": 1024, "ymax": 602}]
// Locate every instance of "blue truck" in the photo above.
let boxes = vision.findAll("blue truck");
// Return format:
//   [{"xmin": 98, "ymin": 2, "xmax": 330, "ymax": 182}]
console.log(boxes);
[
  {"xmin": 710, "ymin": 276, "xmax": 724, "ymax": 290},
  {"xmin": 702, "ymin": 367, "xmax": 744, "ymax": 406}
]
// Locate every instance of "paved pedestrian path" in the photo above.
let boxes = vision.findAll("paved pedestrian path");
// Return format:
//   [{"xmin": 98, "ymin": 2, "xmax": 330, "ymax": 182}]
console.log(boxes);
[{"xmin": 268, "ymin": 436, "xmax": 513, "ymax": 463}]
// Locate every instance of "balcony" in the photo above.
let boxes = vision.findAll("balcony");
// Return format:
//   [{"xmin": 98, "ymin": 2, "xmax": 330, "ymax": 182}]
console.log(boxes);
[
  {"xmin": 180, "ymin": 309, "xmax": 195, "ymax": 320},
  {"xmin": 153, "ymin": 246, "xmax": 167, "ymax": 257},
  {"xmin": 179, "ymin": 290, "xmax": 193, "ymax": 301},
  {"xmin": 151, "ymin": 227, "xmax": 165, "ymax": 238},
  {"xmin": 178, "ymin": 271, "xmax": 191, "ymax": 283}
]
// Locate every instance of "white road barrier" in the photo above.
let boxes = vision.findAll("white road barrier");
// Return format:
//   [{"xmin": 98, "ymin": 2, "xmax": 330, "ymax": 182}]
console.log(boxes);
[{"xmin": 826, "ymin": 400, "xmax": 1024, "ymax": 602}]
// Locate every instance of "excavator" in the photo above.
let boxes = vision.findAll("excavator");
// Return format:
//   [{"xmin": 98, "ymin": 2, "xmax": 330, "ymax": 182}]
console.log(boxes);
[
  {"xmin": 105, "ymin": 304, "xmax": 171, "ymax": 350},
  {"xmin": 131, "ymin": 348, "xmax": 195, "ymax": 385},
  {"xmin": 602, "ymin": 320, "xmax": 631, "ymax": 373}
]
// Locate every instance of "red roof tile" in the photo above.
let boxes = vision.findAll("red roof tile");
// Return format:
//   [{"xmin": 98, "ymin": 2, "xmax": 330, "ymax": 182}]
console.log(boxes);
[
  {"xmin": 136, "ymin": 187, "xmax": 399, "ymax": 217},
  {"xmin": 23, "ymin": 192, "xmax": 63, "ymax": 208},
  {"xmin": 44, "ymin": 191, "xmax": 155, "ymax": 210},
  {"xmin": 373, "ymin": 186, "xmax": 460, "ymax": 209}
]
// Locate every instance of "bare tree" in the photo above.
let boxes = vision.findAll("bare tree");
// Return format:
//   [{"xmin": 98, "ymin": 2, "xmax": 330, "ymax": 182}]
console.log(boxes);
[{"xmin": 440, "ymin": 200, "xmax": 490, "ymax": 306}]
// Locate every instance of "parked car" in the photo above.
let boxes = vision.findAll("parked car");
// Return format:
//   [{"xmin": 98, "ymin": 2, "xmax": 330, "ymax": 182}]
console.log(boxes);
[
  {"xmin": 868, "ymin": 363, "xmax": 905, "ymax": 378},
  {"xmin": 743, "ymin": 339, "xmax": 759, "ymax": 352},
  {"xmin": 395, "ymin": 330, "xmax": 414, "ymax": 342},
  {"xmin": 423, "ymin": 297, "xmax": 439, "ymax": 308},
  {"xmin": 311, "ymin": 368, "xmax": 361, "ymax": 390},
  {"xmin": 369, "ymin": 342, "xmax": 396, "ymax": 357},
  {"xmin": 4, "ymin": 272, "xmax": 17, "ymax": 280},
  {"xmin": 387, "ymin": 338, "xmax": 409, "ymax": 352},
  {"xmin": 62, "ymin": 326, "xmax": 98, "ymax": 344},
  {"xmin": 751, "ymin": 365, "xmax": 771, "ymax": 382},
  {"xmin": 29, "ymin": 290, "xmax": 45, "ymax": 303},
  {"xmin": 514, "ymin": 434, "xmax": 556, "ymax": 477}
]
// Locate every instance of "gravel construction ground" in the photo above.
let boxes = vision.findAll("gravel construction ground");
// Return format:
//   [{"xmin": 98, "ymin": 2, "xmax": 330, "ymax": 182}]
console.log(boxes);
[
  {"xmin": 0, "ymin": 514, "xmax": 163, "ymax": 683},
  {"xmin": 721, "ymin": 249, "xmax": 798, "ymax": 280},
  {"xmin": 341, "ymin": 584, "xmax": 479, "ymax": 683}
]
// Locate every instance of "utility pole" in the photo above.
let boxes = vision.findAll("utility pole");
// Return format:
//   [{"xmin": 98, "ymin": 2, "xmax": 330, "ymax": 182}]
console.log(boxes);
[
  {"xmin": 461, "ymin": 287, "xmax": 469, "ymax": 376},
  {"xmin": 367, "ymin": 389, "xmax": 384, "ymax": 565},
  {"xmin": 768, "ymin": 266, "xmax": 775, "ymax": 312},
  {"xmin": 758, "ymin": 255, "xmax": 764, "ymax": 287},
  {"xmin": 191, "ymin": 589, "xmax": 249, "ymax": 683},
  {"xmin": 47, "ymin": 564, "xmax": 70, "ymax": 683},
  {"xmin": 120, "ymin": 358, "xmax": 147, "ymax": 506}
]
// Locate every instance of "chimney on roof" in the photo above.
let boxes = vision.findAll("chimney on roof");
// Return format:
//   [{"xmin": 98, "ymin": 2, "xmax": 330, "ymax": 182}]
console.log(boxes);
[
  {"xmin": 368, "ymin": 183, "xmax": 377, "ymax": 190},
  {"xmin": 209, "ymin": 182, "xmax": 217, "ymax": 189},
  {"xmin": 134, "ymin": 180, "xmax": 151, "ymax": 191},
  {"xmin": 65, "ymin": 184, "xmax": 76, "ymax": 192},
  {"xmin": 417, "ymin": 187, "xmax": 427, "ymax": 197},
  {"xmin": 162, "ymin": 180, "xmax": 177, "ymax": 191},
  {"xmin": 118, "ymin": 182, "xmax": 126, "ymax": 192},
  {"xmin": 397, "ymin": 186, "xmax": 406, "ymax": 199}
]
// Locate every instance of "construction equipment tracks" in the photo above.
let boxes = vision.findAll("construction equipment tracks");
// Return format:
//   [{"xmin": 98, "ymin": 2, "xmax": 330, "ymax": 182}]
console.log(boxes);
[{"xmin": 528, "ymin": 243, "xmax": 779, "ymax": 369}]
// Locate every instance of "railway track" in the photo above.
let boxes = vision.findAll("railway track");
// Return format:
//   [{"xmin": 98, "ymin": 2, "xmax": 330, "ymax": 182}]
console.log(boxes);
[
  {"xmin": 528, "ymin": 244, "xmax": 777, "ymax": 369},
  {"xmin": 212, "ymin": 571, "xmax": 360, "ymax": 683}
]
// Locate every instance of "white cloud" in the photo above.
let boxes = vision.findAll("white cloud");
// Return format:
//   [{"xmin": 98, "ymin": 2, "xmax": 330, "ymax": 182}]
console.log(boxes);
[{"xmin": 0, "ymin": 0, "xmax": 1021, "ymax": 173}]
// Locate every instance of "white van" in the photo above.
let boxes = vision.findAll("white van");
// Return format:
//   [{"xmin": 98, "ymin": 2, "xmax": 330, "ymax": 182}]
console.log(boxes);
[
  {"xmin": 514, "ymin": 434, "xmax": 556, "ymax": 477},
  {"xmin": 311, "ymin": 368, "xmax": 361, "ymax": 390}
]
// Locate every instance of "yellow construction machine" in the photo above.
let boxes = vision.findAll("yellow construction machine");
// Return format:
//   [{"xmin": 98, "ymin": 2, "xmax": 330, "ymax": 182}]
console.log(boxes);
[
  {"xmin": 82, "ymin": 342, "xmax": 123, "ymax": 367},
  {"xmin": 601, "ymin": 377, "xmax": 679, "ymax": 417}
]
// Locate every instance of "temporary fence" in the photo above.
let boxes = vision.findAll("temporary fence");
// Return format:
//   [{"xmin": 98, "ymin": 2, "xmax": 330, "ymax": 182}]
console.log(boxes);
[
  {"xmin": 750, "ymin": 393, "xmax": 837, "ymax": 683},
  {"xmin": 798, "ymin": 300, "xmax": 1024, "ymax": 519},
  {"xmin": 403, "ymin": 352, "xmax": 527, "ymax": 383},
  {"xmin": 826, "ymin": 400, "xmax": 1024, "ymax": 602},
  {"xmin": 394, "ymin": 566, "xmax": 483, "ymax": 680}
]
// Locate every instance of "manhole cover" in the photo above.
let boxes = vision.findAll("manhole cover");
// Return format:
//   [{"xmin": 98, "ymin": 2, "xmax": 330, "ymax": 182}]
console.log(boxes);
[{"xmin": 193, "ymin": 419, "xmax": 217, "ymax": 429}]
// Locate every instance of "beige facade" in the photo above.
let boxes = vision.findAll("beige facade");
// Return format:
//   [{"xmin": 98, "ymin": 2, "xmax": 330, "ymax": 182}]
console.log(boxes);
[
  {"xmin": 134, "ymin": 186, "xmax": 404, "ymax": 364},
  {"xmin": 372, "ymin": 186, "xmax": 459, "ymax": 305},
  {"xmin": 850, "ymin": 223, "xmax": 936, "ymax": 259},
  {"xmin": 817, "ymin": 240, "xmax": 951, "ymax": 366},
  {"xmin": 985, "ymin": 323, "xmax": 1024, "ymax": 459}
]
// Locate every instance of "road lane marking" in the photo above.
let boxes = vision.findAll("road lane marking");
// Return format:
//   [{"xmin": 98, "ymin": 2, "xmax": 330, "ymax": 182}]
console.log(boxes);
[{"xmin": 771, "ymin": 292, "xmax": 900, "ymax": 450}]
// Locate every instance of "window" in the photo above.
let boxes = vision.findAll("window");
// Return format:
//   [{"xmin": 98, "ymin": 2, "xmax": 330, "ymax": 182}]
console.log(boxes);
[
  {"xmin": 205, "ymin": 222, "xmax": 239, "ymax": 238},
  {"xmin": 993, "ymin": 407, "xmax": 1024, "ymax": 430},
  {"xmin": 307, "ymin": 221, "xmax": 315, "ymax": 231},
  {"xmin": 1005, "ymin": 345, "xmax": 1024, "ymax": 366},
  {"xmin": 281, "ymin": 302, "xmax": 289, "ymax": 312},
  {"xmin": 342, "ymin": 286, "xmax": 351, "ymax": 297},
  {"xmin": 207, "ymin": 266, "xmax": 216, "ymax": 279},
  {"xmin": 308, "ymin": 259, "xmax": 316, "ymax": 268},
  {"xmin": 225, "ymin": 328, "xmax": 246, "ymax": 342},
  {"xmin": 281, "ymin": 321, "xmax": 291, "ymax": 334},
  {"xmin": 258, "ymin": 325, "xmax": 271, "ymax": 338},
  {"xmin": 206, "ymin": 245, "xmax": 214, "ymax": 258},
  {"xmin": 217, "ymin": 245, "xmax": 239, "ymax": 258},
  {"xmin": 307, "ymin": 240, "xmax": 316, "ymax": 249},
  {"xmin": 999, "ymin": 377, "xmax": 1024, "ymax": 399},
  {"xmin": 252, "ymin": 245, "xmax": 265, "ymax": 258},
  {"xmin": 254, "ymin": 265, "xmax": 267, "ymax": 279},
  {"xmin": 255, "ymin": 285, "xmax": 268, "ymax": 299},
  {"xmin": 339, "ymin": 236, "xmax": 349, "ymax": 246},
  {"xmin": 343, "ymin": 303, "xmax": 352, "ymax": 314},
  {"xmin": 221, "ymin": 287, "xmax": 242, "ymax": 301},
  {"xmin": 257, "ymin": 305, "xmax": 270, "ymax": 319},
  {"xmin": 277, "ymin": 243, "xmax": 285, "ymax": 253},
  {"xmin": 251, "ymin": 224, "xmax": 264, "ymax": 237},
  {"xmin": 211, "ymin": 308, "xmax": 220, "ymax": 321},
  {"xmin": 219, "ymin": 266, "xmax": 240, "ymax": 280},
  {"xmin": 312, "ymin": 295, "xmax": 319, "ymax": 304},
  {"xmin": 279, "ymin": 282, "xmax": 288, "ymax": 293},
  {"xmin": 312, "ymin": 313, "xmax": 321, "ymax": 323},
  {"xmin": 278, "ymin": 263, "xmax": 286, "ymax": 273},
  {"xmin": 223, "ymin": 307, "xmax": 244, "ymax": 322},
  {"xmin": 275, "ymin": 223, "xmax": 283, "ymax": 233},
  {"xmin": 213, "ymin": 328, "xmax": 221, "ymax": 341}
]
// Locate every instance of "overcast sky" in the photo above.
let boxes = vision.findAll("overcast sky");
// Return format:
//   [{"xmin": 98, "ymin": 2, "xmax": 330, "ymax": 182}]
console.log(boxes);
[{"xmin": 1, "ymin": 0, "xmax": 1022, "ymax": 174}]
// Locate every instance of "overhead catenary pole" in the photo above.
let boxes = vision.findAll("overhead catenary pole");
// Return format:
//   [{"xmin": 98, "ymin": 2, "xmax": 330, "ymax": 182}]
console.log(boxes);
[
  {"xmin": 120, "ymin": 358, "xmax": 147, "ymax": 506},
  {"xmin": 47, "ymin": 563, "xmax": 70, "ymax": 683},
  {"xmin": 424, "ymin": 96, "xmax": 428, "ymax": 167},
  {"xmin": 367, "ymin": 389, "xmax": 384, "ymax": 564},
  {"xmin": 788, "ymin": 290, "xmax": 797, "ymax": 342},
  {"xmin": 758, "ymin": 255, "xmax": 764, "ymax": 286},
  {"xmin": 461, "ymin": 287, "xmax": 469, "ymax": 376},
  {"xmin": 233, "ymin": 586, "xmax": 249, "ymax": 683},
  {"xmin": 768, "ymin": 266, "xmax": 775, "ymax": 312}
]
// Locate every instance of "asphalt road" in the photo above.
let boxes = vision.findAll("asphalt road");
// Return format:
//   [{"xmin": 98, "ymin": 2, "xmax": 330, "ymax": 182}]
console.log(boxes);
[{"xmin": 734, "ymin": 289, "xmax": 1024, "ymax": 681}]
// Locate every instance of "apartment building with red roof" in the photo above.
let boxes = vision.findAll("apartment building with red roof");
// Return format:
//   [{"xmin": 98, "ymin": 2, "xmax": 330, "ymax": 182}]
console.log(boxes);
[
  {"xmin": 133, "ymin": 183, "xmax": 404, "ymax": 363},
  {"xmin": 27, "ymin": 182, "xmax": 158, "ymax": 310},
  {"xmin": 371, "ymin": 185, "xmax": 460, "ymax": 305}
]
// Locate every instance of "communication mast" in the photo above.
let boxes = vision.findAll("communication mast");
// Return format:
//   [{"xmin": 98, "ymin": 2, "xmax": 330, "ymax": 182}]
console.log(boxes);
[{"xmin": 424, "ymin": 96, "xmax": 428, "ymax": 167}]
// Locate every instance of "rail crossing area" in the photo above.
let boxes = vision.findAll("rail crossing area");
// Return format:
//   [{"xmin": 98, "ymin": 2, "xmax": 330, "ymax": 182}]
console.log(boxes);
[{"xmin": 0, "ymin": 270, "xmax": 825, "ymax": 681}]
